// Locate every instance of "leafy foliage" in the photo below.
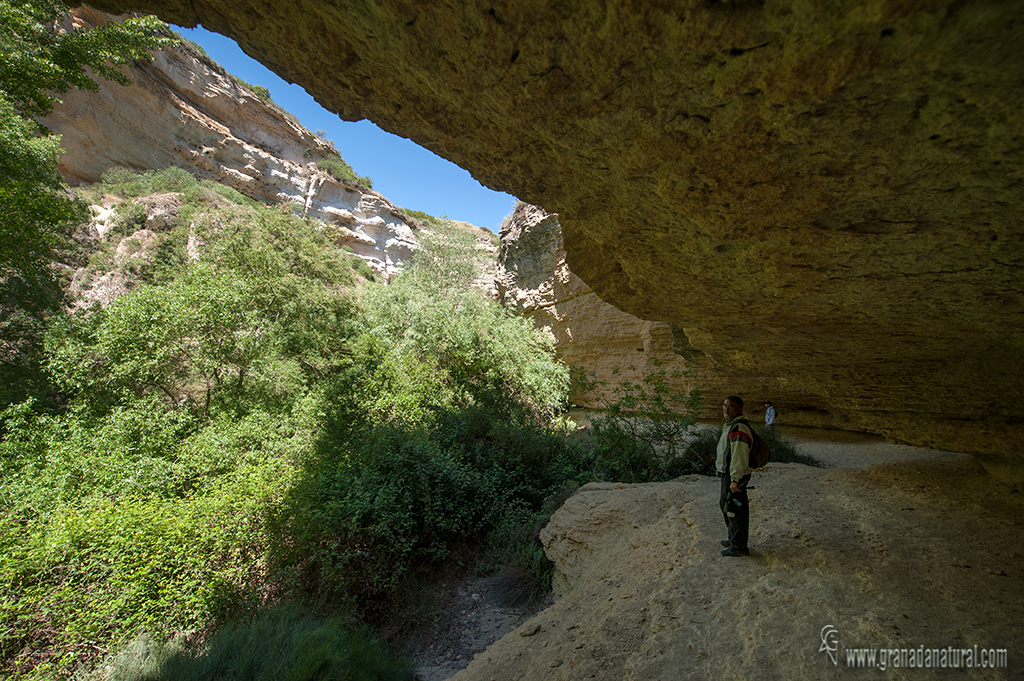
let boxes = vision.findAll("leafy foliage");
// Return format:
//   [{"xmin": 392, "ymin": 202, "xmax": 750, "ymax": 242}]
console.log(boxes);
[
  {"xmin": 0, "ymin": 95, "xmax": 87, "ymax": 283},
  {"xmin": 48, "ymin": 204, "xmax": 359, "ymax": 415},
  {"xmin": 0, "ymin": 1, "xmax": 174, "ymax": 118},
  {"xmin": 272, "ymin": 223, "xmax": 583, "ymax": 609},
  {"xmin": 0, "ymin": 185, "xmax": 585, "ymax": 678},
  {"xmin": 0, "ymin": 1, "xmax": 173, "ymax": 411},
  {"xmin": 0, "ymin": 176, "xmax": 370, "ymax": 678},
  {"xmin": 0, "ymin": 0, "xmax": 173, "ymax": 280},
  {"xmin": 0, "ymin": 261, "xmax": 64, "ymax": 407},
  {"xmin": 584, "ymin": 360, "xmax": 705, "ymax": 482}
]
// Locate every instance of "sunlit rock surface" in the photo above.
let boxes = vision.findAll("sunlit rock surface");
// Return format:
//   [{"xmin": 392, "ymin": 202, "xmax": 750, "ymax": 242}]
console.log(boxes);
[
  {"xmin": 495, "ymin": 203, "xmax": 704, "ymax": 414},
  {"xmin": 39, "ymin": 8, "xmax": 417, "ymax": 280},
  {"xmin": 88, "ymin": 0, "xmax": 1024, "ymax": 477}
]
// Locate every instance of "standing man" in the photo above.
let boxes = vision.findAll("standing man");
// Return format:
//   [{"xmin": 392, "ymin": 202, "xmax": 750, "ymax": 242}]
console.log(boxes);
[
  {"xmin": 764, "ymin": 400, "xmax": 777, "ymax": 431},
  {"xmin": 718, "ymin": 395, "xmax": 752, "ymax": 557}
]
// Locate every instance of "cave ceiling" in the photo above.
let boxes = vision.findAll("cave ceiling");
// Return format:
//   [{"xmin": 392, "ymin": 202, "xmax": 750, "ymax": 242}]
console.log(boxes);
[{"xmin": 90, "ymin": 0, "xmax": 1024, "ymax": 479}]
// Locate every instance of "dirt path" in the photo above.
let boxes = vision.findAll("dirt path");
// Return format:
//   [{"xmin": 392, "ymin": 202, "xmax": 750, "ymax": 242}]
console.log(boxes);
[{"xmin": 407, "ymin": 570, "xmax": 551, "ymax": 681}]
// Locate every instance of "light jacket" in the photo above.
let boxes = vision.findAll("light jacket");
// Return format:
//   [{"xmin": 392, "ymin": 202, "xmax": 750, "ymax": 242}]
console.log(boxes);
[{"xmin": 716, "ymin": 415, "xmax": 753, "ymax": 482}]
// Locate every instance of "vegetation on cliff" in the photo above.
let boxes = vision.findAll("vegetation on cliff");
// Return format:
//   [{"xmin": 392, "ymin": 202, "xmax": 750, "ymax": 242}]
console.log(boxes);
[{"xmin": 0, "ymin": 164, "xmax": 571, "ymax": 679}]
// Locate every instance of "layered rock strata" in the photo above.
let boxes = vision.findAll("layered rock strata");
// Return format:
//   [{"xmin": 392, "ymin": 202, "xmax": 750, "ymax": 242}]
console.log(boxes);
[
  {"xmin": 39, "ymin": 8, "xmax": 417, "ymax": 280},
  {"xmin": 89, "ymin": 0, "xmax": 1024, "ymax": 478}
]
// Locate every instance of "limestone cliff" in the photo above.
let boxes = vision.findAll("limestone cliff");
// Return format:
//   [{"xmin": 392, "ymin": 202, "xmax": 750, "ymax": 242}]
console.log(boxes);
[
  {"xmin": 38, "ymin": 8, "xmax": 417, "ymax": 280},
  {"xmin": 89, "ymin": 0, "xmax": 1024, "ymax": 479},
  {"xmin": 496, "ymin": 203, "xmax": 704, "ymax": 414}
]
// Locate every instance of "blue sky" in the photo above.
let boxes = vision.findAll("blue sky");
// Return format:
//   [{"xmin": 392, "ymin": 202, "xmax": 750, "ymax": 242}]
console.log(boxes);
[{"xmin": 174, "ymin": 26, "xmax": 516, "ymax": 232}]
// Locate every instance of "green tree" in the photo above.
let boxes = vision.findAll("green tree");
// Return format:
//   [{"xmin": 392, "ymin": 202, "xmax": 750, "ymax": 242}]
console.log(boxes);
[
  {"xmin": 586, "ymin": 360, "xmax": 705, "ymax": 482},
  {"xmin": 0, "ymin": 0, "xmax": 174, "ymax": 281},
  {"xmin": 45, "ymin": 204, "xmax": 359, "ymax": 416},
  {"xmin": 0, "ymin": 1, "xmax": 174, "ymax": 409},
  {"xmin": 0, "ymin": 197, "xmax": 364, "ymax": 679},
  {"xmin": 271, "ymin": 222, "xmax": 580, "ymax": 605},
  {"xmin": 356, "ymin": 222, "xmax": 567, "ymax": 423},
  {"xmin": 0, "ymin": 0, "xmax": 174, "ymax": 118},
  {"xmin": 0, "ymin": 95, "xmax": 85, "ymax": 285}
]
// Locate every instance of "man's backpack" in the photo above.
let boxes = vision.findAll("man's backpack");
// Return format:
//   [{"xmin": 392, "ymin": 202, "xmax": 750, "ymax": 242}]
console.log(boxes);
[{"xmin": 747, "ymin": 427, "xmax": 771, "ymax": 469}]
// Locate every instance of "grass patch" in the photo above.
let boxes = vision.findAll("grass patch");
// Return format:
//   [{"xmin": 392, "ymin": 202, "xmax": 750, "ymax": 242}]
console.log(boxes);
[{"xmin": 98, "ymin": 602, "xmax": 413, "ymax": 681}]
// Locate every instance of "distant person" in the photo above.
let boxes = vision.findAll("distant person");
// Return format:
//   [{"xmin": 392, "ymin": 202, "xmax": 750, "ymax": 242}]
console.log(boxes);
[
  {"xmin": 717, "ymin": 395, "xmax": 753, "ymax": 557},
  {"xmin": 764, "ymin": 400, "xmax": 777, "ymax": 431}
]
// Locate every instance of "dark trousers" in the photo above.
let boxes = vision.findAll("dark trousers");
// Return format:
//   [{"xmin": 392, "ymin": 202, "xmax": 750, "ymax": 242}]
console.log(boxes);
[{"xmin": 720, "ymin": 473, "xmax": 751, "ymax": 549}]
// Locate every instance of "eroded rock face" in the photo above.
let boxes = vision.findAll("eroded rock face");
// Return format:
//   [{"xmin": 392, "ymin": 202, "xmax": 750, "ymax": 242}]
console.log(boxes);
[
  {"xmin": 496, "ymin": 202, "xmax": 835, "ymax": 425},
  {"xmin": 496, "ymin": 202, "xmax": 705, "ymax": 414},
  {"xmin": 87, "ymin": 0, "xmax": 1024, "ymax": 477},
  {"xmin": 39, "ymin": 8, "xmax": 417, "ymax": 280}
]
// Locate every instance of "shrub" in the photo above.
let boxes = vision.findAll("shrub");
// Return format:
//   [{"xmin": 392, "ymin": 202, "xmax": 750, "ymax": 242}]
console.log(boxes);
[
  {"xmin": 758, "ymin": 425, "xmax": 822, "ymax": 467},
  {"xmin": 46, "ymin": 204, "xmax": 359, "ymax": 416},
  {"xmin": 97, "ymin": 166, "xmax": 198, "ymax": 199},
  {"xmin": 683, "ymin": 426, "xmax": 723, "ymax": 477},
  {"xmin": 0, "ymin": 189, "xmax": 372, "ymax": 678},
  {"xmin": 268, "ymin": 222, "xmax": 586, "ymax": 610},
  {"xmin": 316, "ymin": 157, "xmax": 373, "ymax": 189},
  {"xmin": 585, "ymin": 361, "xmax": 704, "ymax": 482},
  {"xmin": 0, "ymin": 451, "xmax": 291, "ymax": 680},
  {"xmin": 98, "ymin": 602, "xmax": 413, "ymax": 681},
  {"xmin": 111, "ymin": 199, "xmax": 148, "ymax": 238}
]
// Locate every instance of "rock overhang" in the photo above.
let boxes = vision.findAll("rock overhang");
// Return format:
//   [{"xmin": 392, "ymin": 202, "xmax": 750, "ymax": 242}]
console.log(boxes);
[{"xmin": 89, "ymin": 0, "xmax": 1024, "ymax": 480}]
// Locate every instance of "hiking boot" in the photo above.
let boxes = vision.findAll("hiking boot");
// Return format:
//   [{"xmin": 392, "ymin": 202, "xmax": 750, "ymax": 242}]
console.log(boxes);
[
  {"xmin": 721, "ymin": 546, "xmax": 749, "ymax": 557},
  {"xmin": 721, "ymin": 540, "xmax": 732, "ymax": 547}
]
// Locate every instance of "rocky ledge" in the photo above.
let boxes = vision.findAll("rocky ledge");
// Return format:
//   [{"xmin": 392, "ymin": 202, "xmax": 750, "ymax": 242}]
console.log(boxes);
[{"xmin": 453, "ymin": 440, "xmax": 1023, "ymax": 680}]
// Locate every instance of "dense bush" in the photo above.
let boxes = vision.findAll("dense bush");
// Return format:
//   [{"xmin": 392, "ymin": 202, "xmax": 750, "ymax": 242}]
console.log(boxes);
[
  {"xmin": 315, "ymin": 157, "xmax": 373, "ymax": 189},
  {"xmin": 0, "ymin": 177, "xmax": 375, "ymax": 679},
  {"xmin": 271, "ymin": 225, "xmax": 585, "ymax": 610}
]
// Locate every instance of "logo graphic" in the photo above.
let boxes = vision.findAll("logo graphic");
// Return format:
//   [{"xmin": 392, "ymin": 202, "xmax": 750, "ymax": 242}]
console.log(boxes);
[{"xmin": 820, "ymin": 625, "xmax": 839, "ymax": 666}]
